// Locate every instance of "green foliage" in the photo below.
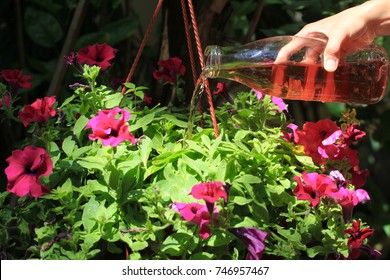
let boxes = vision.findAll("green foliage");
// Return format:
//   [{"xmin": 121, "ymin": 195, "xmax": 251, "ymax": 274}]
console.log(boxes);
[
  {"xmin": 0, "ymin": 0, "xmax": 388, "ymax": 260},
  {"xmin": 0, "ymin": 65, "xmax": 365, "ymax": 260}
]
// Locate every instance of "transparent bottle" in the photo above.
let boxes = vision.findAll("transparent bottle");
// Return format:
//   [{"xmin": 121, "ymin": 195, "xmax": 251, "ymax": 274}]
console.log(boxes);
[{"xmin": 203, "ymin": 36, "xmax": 389, "ymax": 104}]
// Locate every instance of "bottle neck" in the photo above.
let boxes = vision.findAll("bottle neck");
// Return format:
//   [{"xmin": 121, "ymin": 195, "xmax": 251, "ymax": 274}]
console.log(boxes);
[{"xmin": 203, "ymin": 45, "xmax": 221, "ymax": 78}]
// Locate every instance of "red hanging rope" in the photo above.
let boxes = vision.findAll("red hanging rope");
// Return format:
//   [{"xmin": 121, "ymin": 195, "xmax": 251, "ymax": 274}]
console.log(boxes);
[
  {"xmin": 121, "ymin": 0, "xmax": 164, "ymax": 95},
  {"xmin": 180, "ymin": 0, "xmax": 197, "ymax": 85},
  {"xmin": 180, "ymin": 0, "xmax": 205, "ymax": 129},
  {"xmin": 186, "ymin": 0, "xmax": 219, "ymax": 137}
]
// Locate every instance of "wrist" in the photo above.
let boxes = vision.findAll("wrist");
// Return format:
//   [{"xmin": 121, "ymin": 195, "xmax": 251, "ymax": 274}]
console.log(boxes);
[{"xmin": 361, "ymin": 0, "xmax": 390, "ymax": 36}]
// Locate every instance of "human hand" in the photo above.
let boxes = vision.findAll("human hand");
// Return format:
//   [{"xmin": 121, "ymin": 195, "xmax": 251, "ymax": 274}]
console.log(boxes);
[{"xmin": 276, "ymin": 0, "xmax": 390, "ymax": 72}]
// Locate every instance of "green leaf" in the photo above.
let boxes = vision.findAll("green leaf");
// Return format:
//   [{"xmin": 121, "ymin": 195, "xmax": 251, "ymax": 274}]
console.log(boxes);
[
  {"xmin": 181, "ymin": 155, "xmax": 205, "ymax": 177},
  {"xmin": 82, "ymin": 197, "xmax": 100, "ymax": 232},
  {"xmin": 307, "ymin": 246, "xmax": 327, "ymax": 258},
  {"xmin": 48, "ymin": 141, "xmax": 61, "ymax": 166},
  {"xmin": 139, "ymin": 137, "xmax": 153, "ymax": 168},
  {"xmin": 294, "ymin": 154, "xmax": 314, "ymax": 166},
  {"xmin": 161, "ymin": 114, "xmax": 188, "ymax": 128},
  {"xmin": 82, "ymin": 232, "xmax": 101, "ymax": 251},
  {"xmin": 78, "ymin": 156, "xmax": 108, "ymax": 171},
  {"xmin": 103, "ymin": 91, "xmax": 123, "ymax": 108},
  {"xmin": 232, "ymin": 216, "xmax": 259, "ymax": 228},
  {"xmin": 80, "ymin": 179, "xmax": 108, "ymax": 195},
  {"xmin": 130, "ymin": 113, "xmax": 155, "ymax": 132},
  {"xmin": 73, "ymin": 115, "xmax": 89, "ymax": 141},
  {"xmin": 234, "ymin": 130, "xmax": 251, "ymax": 141},
  {"xmin": 235, "ymin": 174, "xmax": 261, "ymax": 184},
  {"xmin": 189, "ymin": 252, "xmax": 215, "ymax": 260},
  {"xmin": 117, "ymin": 153, "xmax": 141, "ymax": 170},
  {"xmin": 230, "ymin": 196, "xmax": 253, "ymax": 205},
  {"xmin": 24, "ymin": 7, "xmax": 63, "ymax": 47},
  {"xmin": 161, "ymin": 232, "xmax": 193, "ymax": 256},
  {"xmin": 278, "ymin": 228, "xmax": 302, "ymax": 243},
  {"xmin": 62, "ymin": 136, "xmax": 76, "ymax": 157},
  {"xmin": 72, "ymin": 146, "xmax": 91, "ymax": 159},
  {"xmin": 209, "ymin": 132, "xmax": 223, "ymax": 159},
  {"xmin": 130, "ymin": 241, "xmax": 148, "ymax": 252},
  {"xmin": 206, "ymin": 232, "xmax": 232, "ymax": 247}
]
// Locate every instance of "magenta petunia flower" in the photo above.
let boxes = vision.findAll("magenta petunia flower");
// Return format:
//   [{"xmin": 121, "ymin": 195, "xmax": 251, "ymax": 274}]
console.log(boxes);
[
  {"xmin": 282, "ymin": 123, "xmax": 298, "ymax": 143},
  {"xmin": 64, "ymin": 52, "xmax": 78, "ymax": 65},
  {"xmin": 152, "ymin": 57, "xmax": 185, "ymax": 83},
  {"xmin": 190, "ymin": 181, "xmax": 227, "ymax": 203},
  {"xmin": 171, "ymin": 202, "xmax": 218, "ymax": 240},
  {"xmin": 5, "ymin": 146, "xmax": 53, "ymax": 197},
  {"xmin": 86, "ymin": 107, "xmax": 136, "ymax": 147},
  {"xmin": 0, "ymin": 69, "xmax": 32, "ymax": 90},
  {"xmin": 77, "ymin": 43, "xmax": 117, "ymax": 70},
  {"xmin": 213, "ymin": 82, "xmax": 227, "ymax": 95},
  {"xmin": 229, "ymin": 227, "xmax": 269, "ymax": 260},
  {"xmin": 293, "ymin": 172, "xmax": 338, "ymax": 207},
  {"xmin": 329, "ymin": 187, "xmax": 370, "ymax": 222},
  {"xmin": 18, "ymin": 96, "xmax": 56, "ymax": 127},
  {"xmin": 253, "ymin": 89, "xmax": 288, "ymax": 112}
]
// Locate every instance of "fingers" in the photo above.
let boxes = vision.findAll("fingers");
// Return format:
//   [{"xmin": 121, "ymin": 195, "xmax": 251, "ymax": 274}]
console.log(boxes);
[
  {"xmin": 275, "ymin": 36, "xmax": 325, "ymax": 64},
  {"xmin": 321, "ymin": 30, "xmax": 349, "ymax": 72},
  {"xmin": 275, "ymin": 38, "xmax": 305, "ymax": 63},
  {"xmin": 322, "ymin": 41, "xmax": 341, "ymax": 72}
]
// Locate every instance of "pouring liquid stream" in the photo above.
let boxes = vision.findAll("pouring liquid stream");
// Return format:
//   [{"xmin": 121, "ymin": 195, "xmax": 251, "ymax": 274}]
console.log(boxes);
[{"xmin": 186, "ymin": 77, "xmax": 205, "ymax": 140}]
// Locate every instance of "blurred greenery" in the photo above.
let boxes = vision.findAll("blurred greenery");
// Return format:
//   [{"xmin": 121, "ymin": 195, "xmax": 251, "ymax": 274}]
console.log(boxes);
[{"xmin": 0, "ymin": 0, "xmax": 389, "ymax": 258}]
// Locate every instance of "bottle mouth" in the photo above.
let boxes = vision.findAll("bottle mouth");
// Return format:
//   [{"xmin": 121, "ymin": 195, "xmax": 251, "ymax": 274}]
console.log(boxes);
[{"xmin": 203, "ymin": 45, "xmax": 221, "ymax": 78}]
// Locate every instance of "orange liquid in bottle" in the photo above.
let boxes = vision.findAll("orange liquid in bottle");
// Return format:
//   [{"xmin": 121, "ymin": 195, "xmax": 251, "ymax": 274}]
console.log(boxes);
[{"xmin": 220, "ymin": 59, "xmax": 388, "ymax": 104}]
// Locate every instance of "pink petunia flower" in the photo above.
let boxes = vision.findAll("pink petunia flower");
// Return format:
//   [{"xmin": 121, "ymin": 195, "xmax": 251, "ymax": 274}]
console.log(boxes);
[
  {"xmin": 190, "ymin": 181, "xmax": 227, "ymax": 204},
  {"xmin": 213, "ymin": 82, "xmax": 227, "ymax": 95},
  {"xmin": 86, "ymin": 107, "xmax": 136, "ymax": 147},
  {"xmin": 64, "ymin": 52, "xmax": 78, "ymax": 65},
  {"xmin": 329, "ymin": 187, "xmax": 370, "ymax": 222},
  {"xmin": 77, "ymin": 43, "xmax": 117, "ymax": 71},
  {"xmin": 229, "ymin": 227, "xmax": 269, "ymax": 260},
  {"xmin": 171, "ymin": 202, "xmax": 218, "ymax": 240},
  {"xmin": 282, "ymin": 123, "xmax": 298, "ymax": 143},
  {"xmin": 5, "ymin": 146, "xmax": 53, "ymax": 197},
  {"xmin": 293, "ymin": 172, "xmax": 338, "ymax": 207},
  {"xmin": 1, "ymin": 69, "xmax": 32, "ymax": 90},
  {"xmin": 152, "ymin": 57, "xmax": 185, "ymax": 83},
  {"xmin": 253, "ymin": 89, "xmax": 288, "ymax": 112},
  {"xmin": 18, "ymin": 96, "xmax": 57, "ymax": 127}
]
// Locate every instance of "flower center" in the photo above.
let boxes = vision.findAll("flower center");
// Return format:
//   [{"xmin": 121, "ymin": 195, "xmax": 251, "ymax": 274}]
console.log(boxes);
[
  {"xmin": 110, "ymin": 129, "xmax": 118, "ymax": 137},
  {"xmin": 24, "ymin": 164, "xmax": 36, "ymax": 175}
]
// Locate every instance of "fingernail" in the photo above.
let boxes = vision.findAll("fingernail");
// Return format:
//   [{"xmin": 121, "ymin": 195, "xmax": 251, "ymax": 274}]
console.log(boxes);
[{"xmin": 325, "ymin": 59, "xmax": 337, "ymax": 72}]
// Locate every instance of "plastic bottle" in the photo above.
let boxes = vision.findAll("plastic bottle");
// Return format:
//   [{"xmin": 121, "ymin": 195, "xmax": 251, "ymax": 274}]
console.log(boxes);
[{"xmin": 203, "ymin": 36, "xmax": 389, "ymax": 104}]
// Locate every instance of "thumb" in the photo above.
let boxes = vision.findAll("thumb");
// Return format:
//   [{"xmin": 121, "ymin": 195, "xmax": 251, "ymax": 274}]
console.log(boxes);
[{"xmin": 323, "ymin": 40, "xmax": 341, "ymax": 72}]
